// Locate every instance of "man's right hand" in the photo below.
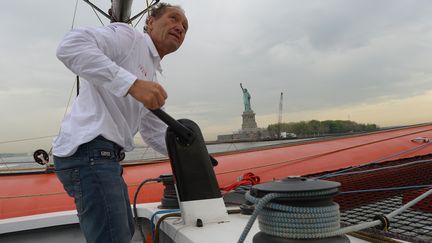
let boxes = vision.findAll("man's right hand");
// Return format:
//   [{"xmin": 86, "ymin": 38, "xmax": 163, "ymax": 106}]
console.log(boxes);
[{"xmin": 128, "ymin": 79, "xmax": 168, "ymax": 109}]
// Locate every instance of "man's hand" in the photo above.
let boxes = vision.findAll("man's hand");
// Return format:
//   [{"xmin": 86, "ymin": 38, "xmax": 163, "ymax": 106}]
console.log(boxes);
[{"xmin": 128, "ymin": 79, "xmax": 168, "ymax": 109}]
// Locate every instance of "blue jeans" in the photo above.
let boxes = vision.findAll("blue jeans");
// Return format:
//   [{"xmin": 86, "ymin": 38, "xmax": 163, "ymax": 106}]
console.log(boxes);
[{"xmin": 54, "ymin": 136, "xmax": 134, "ymax": 243}]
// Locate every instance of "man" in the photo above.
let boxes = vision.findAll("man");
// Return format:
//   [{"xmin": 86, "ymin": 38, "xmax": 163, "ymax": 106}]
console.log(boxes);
[{"xmin": 54, "ymin": 3, "xmax": 188, "ymax": 242}]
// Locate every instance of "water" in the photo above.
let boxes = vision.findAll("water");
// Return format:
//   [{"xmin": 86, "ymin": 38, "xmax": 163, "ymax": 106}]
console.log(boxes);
[{"xmin": 0, "ymin": 139, "xmax": 310, "ymax": 172}]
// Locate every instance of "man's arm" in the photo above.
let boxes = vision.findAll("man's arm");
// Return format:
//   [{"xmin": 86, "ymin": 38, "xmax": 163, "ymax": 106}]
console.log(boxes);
[{"xmin": 56, "ymin": 24, "xmax": 137, "ymax": 97}]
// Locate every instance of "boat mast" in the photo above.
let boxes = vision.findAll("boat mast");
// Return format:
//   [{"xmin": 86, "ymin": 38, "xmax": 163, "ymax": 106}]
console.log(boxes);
[
  {"xmin": 110, "ymin": 0, "xmax": 133, "ymax": 23},
  {"xmin": 82, "ymin": 0, "xmax": 159, "ymax": 24}
]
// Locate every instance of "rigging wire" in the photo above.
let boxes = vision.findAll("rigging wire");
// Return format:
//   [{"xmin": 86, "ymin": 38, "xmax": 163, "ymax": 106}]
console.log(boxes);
[
  {"xmin": 317, "ymin": 142, "xmax": 432, "ymax": 179},
  {"xmin": 46, "ymin": 75, "xmax": 77, "ymax": 156},
  {"xmin": 71, "ymin": 0, "xmax": 79, "ymax": 29},
  {"xmin": 132, "ymin": 9, "xmax": 146, "ymax": 28},
  {"xmin": 216, "ymin": 128, "xmax": 432, "ymax": 176},
  {"xmin": 340, "ymin": 184, "xmax": 432, "ymax": 194},
  {"xmin": 91, "ymin": 5, "xmax": 105, "ymax": 26},
  {"xmin": 50, "ymin": 0, "xmax": 106, "ymax": 155},
  {"xmin": 1, "ymin": 178, "xmax": 429, "ymax": 200},
  {"xmin": 0, "ymin": 156, "xmax": 10, "ymax": 171},
  {"xmin": 47, "ymin": 0, "xmax": 81, "ymax": 156},
  {"xmin": 4, "ymin": 0, "xmax": 81, "ymax": 156},
  {"xmin": 0, "ymin": 180, "xmax": 161, "ymax": 200},
  {"xmin": 318, "ymin": 157, "xmax": 432, "ymax": 178},
  {"xmin": 71, "ymin": 0, "xmax": 78, "ymax": 30},
  {"xmin": 62, "ymin": 81, "xmax": 77, "ymax": 121},
  {"xmin": 133, "ymin": 0, "xmax": 151, "ymax": 28},
  {"xmin": 0, "ymin": 135, "xmax": 58, "ymax": 145}
]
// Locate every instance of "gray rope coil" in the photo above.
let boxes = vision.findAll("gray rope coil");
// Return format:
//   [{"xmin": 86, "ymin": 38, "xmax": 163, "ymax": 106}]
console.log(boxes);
[
  {"xmin": 237, "ymin": 188, "xmax": 341, "ymax": 242},
  {"xmin": 237, "ymin": 187, "xmax": 432, "ymax": 243}
]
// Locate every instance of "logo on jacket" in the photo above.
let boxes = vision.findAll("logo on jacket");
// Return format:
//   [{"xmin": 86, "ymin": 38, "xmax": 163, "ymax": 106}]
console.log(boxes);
[{"xmin": 138, "ymin": 64, "xmax": 147, "ymax": 77}]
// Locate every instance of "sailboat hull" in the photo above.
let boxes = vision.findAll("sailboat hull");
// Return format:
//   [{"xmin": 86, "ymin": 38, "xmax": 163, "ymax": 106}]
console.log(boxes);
[{"xmin": 1, "ymin": 124, "xmax": 432, "ymax": 219}]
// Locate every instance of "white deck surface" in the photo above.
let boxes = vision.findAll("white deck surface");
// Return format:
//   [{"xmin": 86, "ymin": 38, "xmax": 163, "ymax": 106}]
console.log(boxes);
[
  {"xmin": 0, "ymin": 202, "xmax": 406, "ymax": 243},
  {"xmin": 0, "ymin": 210, "xmax": 78, "ymax": 234},
  {"xmin": 136, "ymin": 203, "xmax": 371, "ymax": 243}
]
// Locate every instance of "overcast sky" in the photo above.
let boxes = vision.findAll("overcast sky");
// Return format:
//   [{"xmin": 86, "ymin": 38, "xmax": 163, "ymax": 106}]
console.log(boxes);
[{"xmin": 1, "ymin": 0, "xmax": 432, "ymax": 153}]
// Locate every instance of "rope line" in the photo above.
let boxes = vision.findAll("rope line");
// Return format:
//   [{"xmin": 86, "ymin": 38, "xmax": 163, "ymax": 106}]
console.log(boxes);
[
  {"xmin": 0, "ymin": 135, "xmax": 57, "ymax": 144},
  {"xmin": 91, "ymin": 5, "xmax": 105, "ymax": 26},
  {"xmin": 0, "ymin": 156, "xmax": 10, "ymax": 170},
  {"xmin": 0, "ymin": 191, "xmax": 66, "ymax": 199},
  {"xmin": 217, "ymin": 128, "xmax": 432, "ymax": 176},
  {"xmin": 340, "ymin": 184, "xmax": 432, "ymax": 195},
  {"xmin": 71, "ymin": 0, "xmax": 79, "ymax": 29},
  {"xmin": 318, "ymin": 142, "xmax": 432, "ymax": 179},
  {"xmin": 0, "ymin": 180, "xmax": 159, "ymax": 199},
  {"xmin": 2, "ymin": 126, "xmax": 432, "ymax": 166},
  {"xmin": 132, "ymin": 0, "xmax": 150, "ymax": 28},
  {"xmin": 319, "ymin": 158, "xmax": 432, "ymax": 178},
  {"xmin": 3, "ymin": 183, "xmax": 429, "ymax": 201}
]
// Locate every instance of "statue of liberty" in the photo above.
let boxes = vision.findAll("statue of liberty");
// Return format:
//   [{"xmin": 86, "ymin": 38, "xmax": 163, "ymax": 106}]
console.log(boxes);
[{"xmin": 240, "ymin": 83, "xmax": 252, "ymax": 112}]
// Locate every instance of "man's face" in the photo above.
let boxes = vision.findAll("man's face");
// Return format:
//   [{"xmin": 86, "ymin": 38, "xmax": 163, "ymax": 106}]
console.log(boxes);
[{"xmin": 147, "ymin": 7, "xmax": 188, "ymax": 58}]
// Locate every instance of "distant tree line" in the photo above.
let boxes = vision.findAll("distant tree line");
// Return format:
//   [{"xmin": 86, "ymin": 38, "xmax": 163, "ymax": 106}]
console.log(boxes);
[{"xmin": 267, "ymin": 120, "xmax": 379, "ymax": 137}]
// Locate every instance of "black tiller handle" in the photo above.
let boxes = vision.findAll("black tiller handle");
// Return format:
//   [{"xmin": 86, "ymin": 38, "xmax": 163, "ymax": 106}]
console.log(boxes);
[{"xmin": 150, "ymin": 109, "xmax": 195, "ymax": 144}]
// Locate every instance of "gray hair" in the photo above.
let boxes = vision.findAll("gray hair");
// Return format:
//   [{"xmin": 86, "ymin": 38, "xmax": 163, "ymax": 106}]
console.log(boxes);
[{"xmin": 143, "ymin": 2, "xmax": 184, "ymax": 32}]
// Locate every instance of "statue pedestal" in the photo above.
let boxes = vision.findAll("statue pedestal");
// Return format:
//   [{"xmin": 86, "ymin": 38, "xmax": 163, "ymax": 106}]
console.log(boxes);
[
  {"xmin": 241, "ymin": 111, "xmax": 258, "ymax": 131},
  {"xmin": 217, "ymin": 110, "xmax": 270, "ymax": 142}
]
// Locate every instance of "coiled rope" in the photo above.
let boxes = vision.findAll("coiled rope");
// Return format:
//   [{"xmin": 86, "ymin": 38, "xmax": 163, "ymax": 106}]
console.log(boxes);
[
  {"xmin": 237, "ymin": 188, "xmax": 339, "ymax": 242},
  {"xmin": 237, "ymin": 187, "xmax": 432, "ymax": 243}
]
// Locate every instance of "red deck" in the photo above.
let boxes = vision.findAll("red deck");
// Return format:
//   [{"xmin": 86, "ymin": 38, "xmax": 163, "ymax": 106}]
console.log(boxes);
[{"xmin": 2, "ymin": 124, "xmax": 432, "ymax": 219}]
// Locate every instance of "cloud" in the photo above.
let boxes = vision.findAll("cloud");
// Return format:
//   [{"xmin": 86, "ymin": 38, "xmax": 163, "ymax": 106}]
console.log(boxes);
[{"xmin": 2, "ymin": 0, "xmax": 432, "ymax": 152}]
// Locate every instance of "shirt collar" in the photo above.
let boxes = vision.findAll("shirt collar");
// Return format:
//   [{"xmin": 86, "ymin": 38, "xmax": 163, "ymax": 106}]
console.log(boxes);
[{"xmin": 143, "ymin": 33, "xmax": 162, "ymax": 73}]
